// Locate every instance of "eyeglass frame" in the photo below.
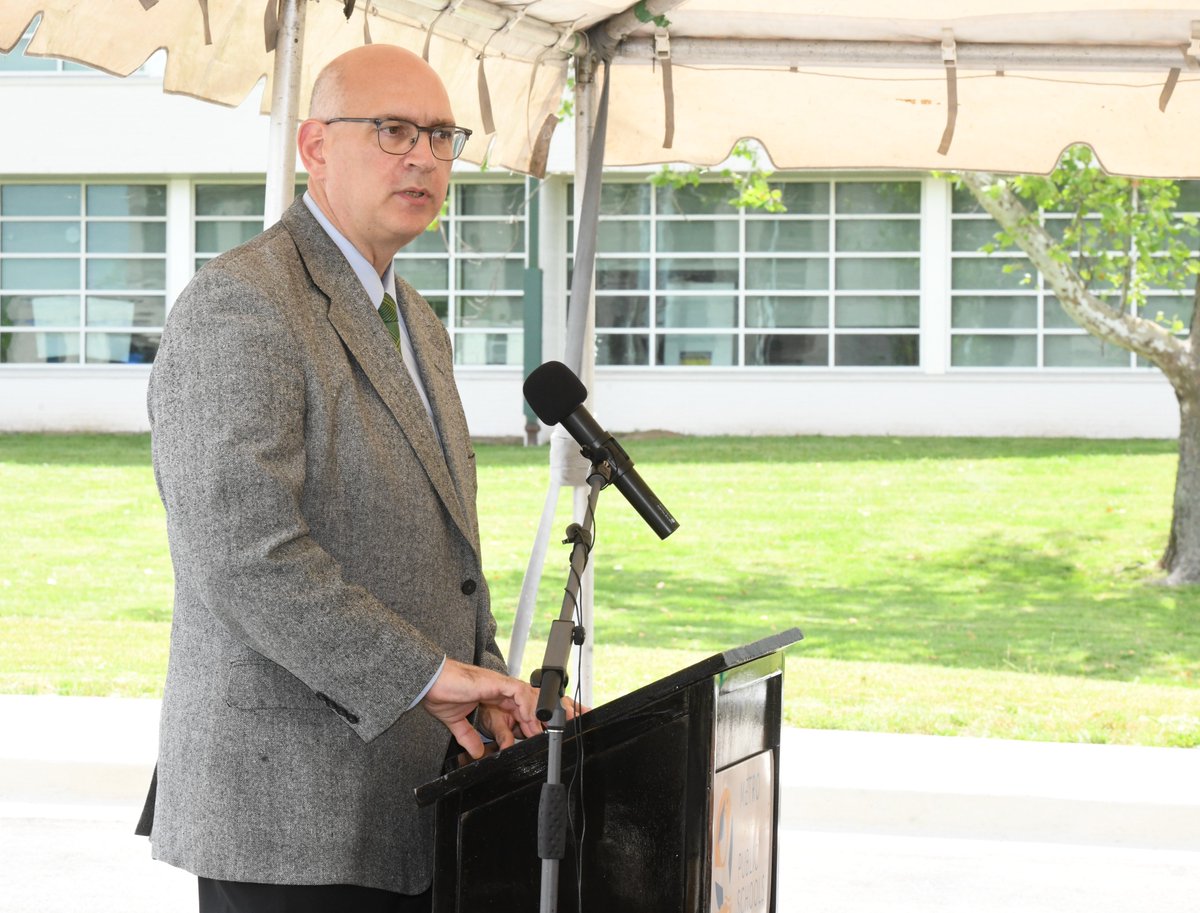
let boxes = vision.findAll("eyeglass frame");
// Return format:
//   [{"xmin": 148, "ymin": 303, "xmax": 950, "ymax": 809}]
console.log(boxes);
[{"xmin": 322, "ymin": 117, "xmax": 473, "ymax": 161}]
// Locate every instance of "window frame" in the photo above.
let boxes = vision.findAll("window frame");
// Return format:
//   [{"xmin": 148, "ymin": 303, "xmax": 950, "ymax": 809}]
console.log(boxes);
[
  {"xmin": 946, "ymin": 182, "xmax": 1198, "ymax": 372},
  {"xmin": 571, "ymin": 176, "xmax": 924, "ymax": 369},
  {"xmin": 0, "ymin": 180, "xmax": 168, "ymax": 368}
]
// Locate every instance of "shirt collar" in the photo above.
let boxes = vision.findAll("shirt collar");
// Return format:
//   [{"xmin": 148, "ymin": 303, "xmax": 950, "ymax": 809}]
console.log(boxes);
[{"xmin": 302, "ymin": 192, "xmax": 395, "ymax": 307}]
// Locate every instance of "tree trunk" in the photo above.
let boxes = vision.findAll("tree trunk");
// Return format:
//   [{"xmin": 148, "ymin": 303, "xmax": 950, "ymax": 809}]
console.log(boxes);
[
  {"xmin": 1162, "ymin": 282, "xmax": 1200, "ymax": 582},
  {"xmin": 1164, "ymin": 388, "xmax": 1200, "ymax": 582},
  {"xmin": 960, "ymin": 171, "xmax": 1200, "ymax": 585}
]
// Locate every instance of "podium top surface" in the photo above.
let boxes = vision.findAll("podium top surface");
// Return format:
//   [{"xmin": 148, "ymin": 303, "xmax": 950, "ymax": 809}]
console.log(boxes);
[{"xmin": 415, "ymin": 628, "xmax": 802, "ymax": 806}]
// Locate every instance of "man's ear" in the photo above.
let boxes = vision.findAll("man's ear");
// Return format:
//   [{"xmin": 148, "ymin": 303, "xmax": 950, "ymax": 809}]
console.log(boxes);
[{"xmin": 297, "ymin": 120, "xmax": 326, "ymax": 178}]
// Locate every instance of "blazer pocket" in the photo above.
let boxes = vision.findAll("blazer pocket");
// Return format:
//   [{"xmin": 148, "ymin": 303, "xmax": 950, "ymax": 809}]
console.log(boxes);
[{"xmin": 225, "ymin": 659, "xmax": 325, "ymax": 713}]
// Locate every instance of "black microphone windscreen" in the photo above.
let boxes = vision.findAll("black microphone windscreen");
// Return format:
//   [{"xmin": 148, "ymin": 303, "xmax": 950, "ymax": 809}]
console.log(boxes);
[{"xmin": 523, "ymin": 361, "xmax": 587, "ymax": 426}]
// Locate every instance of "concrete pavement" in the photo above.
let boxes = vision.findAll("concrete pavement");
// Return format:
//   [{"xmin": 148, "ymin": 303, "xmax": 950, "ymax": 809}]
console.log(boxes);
[
  {"xmin": 777, "ymin": 728, "xmax": 1200, "ymax": 912},
  {"xmin": 2, "ymin": 695, "xmax": 1198, "ymax": 912}
]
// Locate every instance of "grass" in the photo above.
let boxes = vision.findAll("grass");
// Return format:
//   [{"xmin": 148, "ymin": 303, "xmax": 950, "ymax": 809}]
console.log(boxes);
[{"xmin": 2, "ymin": 433, "xmax": 1199, "ymax": 746}]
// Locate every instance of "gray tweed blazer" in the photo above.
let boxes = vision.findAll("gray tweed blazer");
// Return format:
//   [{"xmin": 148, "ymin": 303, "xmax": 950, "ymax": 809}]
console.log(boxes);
[{"xmin": 136, "ymin": 198, "xmax": 506, "ymax": 894}]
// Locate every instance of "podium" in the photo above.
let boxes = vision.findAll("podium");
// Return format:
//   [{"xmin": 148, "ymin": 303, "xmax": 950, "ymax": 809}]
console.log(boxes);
[{"xmin": 415, "ymin": 628, "xmax": 802, "ymax": 912}]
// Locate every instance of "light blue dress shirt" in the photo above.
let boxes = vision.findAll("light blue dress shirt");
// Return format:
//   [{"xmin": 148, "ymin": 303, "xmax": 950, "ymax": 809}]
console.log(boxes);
[{"xmin": 301, "ymin": 192, "xmax": 439, "ymax": 437}]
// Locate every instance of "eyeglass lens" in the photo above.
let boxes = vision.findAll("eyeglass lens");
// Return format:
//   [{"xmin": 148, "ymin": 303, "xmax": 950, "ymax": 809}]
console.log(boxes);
[{"xmin": 377, "ymin": 120, "xmax": 467, "ymax": 160}]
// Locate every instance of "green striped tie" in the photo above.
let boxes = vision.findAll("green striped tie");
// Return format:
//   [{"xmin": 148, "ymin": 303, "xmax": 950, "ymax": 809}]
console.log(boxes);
[{"xmin": 378, "ymin": 292, "xmax": 402, "ymax": 350}]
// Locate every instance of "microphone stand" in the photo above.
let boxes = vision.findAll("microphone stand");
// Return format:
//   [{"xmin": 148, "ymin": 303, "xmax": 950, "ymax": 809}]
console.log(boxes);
[{"xmin": 531, "ymin": 458, "xmax": 610, "ymax": 913}]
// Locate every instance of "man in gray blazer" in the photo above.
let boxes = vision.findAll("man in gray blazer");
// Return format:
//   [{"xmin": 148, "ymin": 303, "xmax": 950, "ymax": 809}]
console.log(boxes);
[{"xmin": 137, "ymin": 44, "xmax": 545, "ymax": 912}]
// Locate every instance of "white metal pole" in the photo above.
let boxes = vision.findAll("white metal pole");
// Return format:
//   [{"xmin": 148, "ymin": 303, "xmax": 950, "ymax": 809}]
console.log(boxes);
[
  {"xmin": 508, "ymin": 60, "xmax": 599, "ymax": 700},
  {"xmin": 573, "ymin": 57, "xmax": 598, "ymax": 396},
  {"xmin": 264, "ymin": 0, "xmax": 306, "ymax": 227},
  {"xmin": 570, "ymin": 58, "xmax": 598, "ymax": 708},
  {"xmin": 508, "ymin": 474, "xmax": 562, "ymax": 678}
]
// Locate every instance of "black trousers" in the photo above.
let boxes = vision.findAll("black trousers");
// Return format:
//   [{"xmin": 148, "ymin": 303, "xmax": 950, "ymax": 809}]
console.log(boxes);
[{"xmin": 197, "ymin": 877, "xmax": 432, "ymax": 913}]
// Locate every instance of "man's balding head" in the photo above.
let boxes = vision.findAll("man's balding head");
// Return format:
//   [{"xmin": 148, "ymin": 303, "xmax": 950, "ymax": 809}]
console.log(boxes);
[
  {"xmin": 298, "ymin": 45, "xmax": 458, "ymax": 273},
  {"xmin": 309, "ymin": 45, "xmax": 449, "ymax": 123}
]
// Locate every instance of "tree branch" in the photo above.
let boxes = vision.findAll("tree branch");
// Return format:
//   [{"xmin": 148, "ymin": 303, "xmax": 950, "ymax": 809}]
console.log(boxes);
[
  {"xmin": 1117, "ymin": 182, "xmax": 1135, "ymax": 315},
  {"xmin": 1187, "ymin": 278, "xmax": 1200, "ymax": 375},
  {"xmin": 960, "ymin": 171, "xmax": 1190, "ymax": 382}
]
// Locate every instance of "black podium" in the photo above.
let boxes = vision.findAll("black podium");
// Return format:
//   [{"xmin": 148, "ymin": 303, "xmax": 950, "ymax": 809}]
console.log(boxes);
[{"xmin": 415, "ymin": 628, "xmax": 802, "ymax": 912}]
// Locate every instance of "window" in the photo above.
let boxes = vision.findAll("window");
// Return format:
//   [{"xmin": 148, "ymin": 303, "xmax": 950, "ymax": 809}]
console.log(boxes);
[
  {"xmin": 570, "ymin": 179, "xmax": 921, "ymax": 367},
  {"xmin": 948, "ymin": 183, "xmax": 1198, "ymax": 369},
  {"xmin": 194, "ymin": 185, "xmax": 270, "ymax": 271},
  {"xmin": 194, "ymin": 181, "xmax": 527, "ymax": 366},
  {"xmin": 0, "ymin": 183, "xmax": 166, "ymax": 365},
  {"xmin": 400, "ymin": 182, "xmax": 526, "ymax": 366}
]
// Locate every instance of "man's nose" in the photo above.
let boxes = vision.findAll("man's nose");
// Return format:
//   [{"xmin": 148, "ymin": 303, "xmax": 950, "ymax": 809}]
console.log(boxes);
[{"xmin": 403, "ymin": 132, "xmax": 438, "ymax": 169}]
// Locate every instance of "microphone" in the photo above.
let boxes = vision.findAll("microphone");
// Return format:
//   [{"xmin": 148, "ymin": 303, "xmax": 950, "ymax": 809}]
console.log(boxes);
[{"xmin": 523, "ymin": 361, "xmax": 679, "ymax": 540}]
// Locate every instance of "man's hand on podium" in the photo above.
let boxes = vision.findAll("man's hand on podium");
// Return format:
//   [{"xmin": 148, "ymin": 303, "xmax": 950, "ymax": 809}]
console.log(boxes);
[
  {"xmin": 557, "ymin": 695, "xmax": 589, "ymax": 719},
  {"xmin": 478, "ymin": 694, "xmax": 588, "ymax": 749},
  {"xmin": 421, "ymin": 658, "xmax": 541, "ymax": 760}
]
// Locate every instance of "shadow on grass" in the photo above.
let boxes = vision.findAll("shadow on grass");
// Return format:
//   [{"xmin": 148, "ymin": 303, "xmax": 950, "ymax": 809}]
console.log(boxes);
[
  {"xmin": 0, "ymin": 433, "xmax": 151, "ymax": 467},
  {"xmin": 493, "ymin": 530, "xmax": 1199, "ymax": 686}
]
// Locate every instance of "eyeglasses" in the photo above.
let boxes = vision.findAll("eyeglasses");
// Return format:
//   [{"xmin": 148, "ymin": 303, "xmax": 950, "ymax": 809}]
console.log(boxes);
[{"xmin": 323, "ymin": 117, "xmax": 472, "ymax": 161}]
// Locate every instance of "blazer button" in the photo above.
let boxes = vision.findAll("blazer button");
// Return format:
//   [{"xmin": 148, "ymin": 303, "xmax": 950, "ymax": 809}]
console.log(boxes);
[
  {"xmin": 316, "ymin": 691, "xmax": 358, "ymax": 725},
  {"xmin": 461, "ymin": 579, "xmax": 477, "ymax": 595}
]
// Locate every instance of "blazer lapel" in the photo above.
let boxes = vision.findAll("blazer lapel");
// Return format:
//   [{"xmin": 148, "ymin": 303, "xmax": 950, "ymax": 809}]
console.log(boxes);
[
  {"xmin": 282, "ymin": 201, "xmax": 474, "ymax": 551},
  {"xmin": 392, "ymin": 279, "xmax": 478, "ymax": 547}
]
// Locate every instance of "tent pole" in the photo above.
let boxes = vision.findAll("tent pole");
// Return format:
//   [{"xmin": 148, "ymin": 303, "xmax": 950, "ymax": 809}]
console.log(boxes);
[
  {"xmin": 508, "ymin": 57, "xmax": 601, "ymax": 704},
  {"xmin": 564, "ymin": 54, "xmax": 600, "ymax": 383},
  {"xmin": 264, "ymin": 0, "xmax": 306, "ymax": 227},
  {"xmin": 569, "ymin": 55, "xmax": 599, "ymax": 708},
  {"xmin": 507, "ymin": 474, "xmax": 563, "ymax": 678}
]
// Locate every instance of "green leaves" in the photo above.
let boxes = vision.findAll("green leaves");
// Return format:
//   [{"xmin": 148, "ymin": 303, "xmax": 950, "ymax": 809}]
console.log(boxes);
[
  {"xmin": 961, "ymin": 145, "xmax": 1198, "ymax": 313},
  {"xmin": 632, "ymin": 0, "xmax": 671, "ymax": 29},
  {"xmin": 650, "ymin": 140, "xmax": 787, "ymax": 213},
  {"xmin": 728, "ymin": 141, "xmax": 786, "ymax": 212}
]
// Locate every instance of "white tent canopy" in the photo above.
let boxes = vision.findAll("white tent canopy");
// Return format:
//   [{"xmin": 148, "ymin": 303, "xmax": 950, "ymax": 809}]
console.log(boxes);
[{"xmin": 4, "ymin": 1, "xmax": 1200, "ymax": 178}]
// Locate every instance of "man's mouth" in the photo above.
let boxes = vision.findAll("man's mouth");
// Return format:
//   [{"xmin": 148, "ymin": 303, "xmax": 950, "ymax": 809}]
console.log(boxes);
[{"xmin": 400, "ymin": 189, "xmax": 427, "ymax": 200}]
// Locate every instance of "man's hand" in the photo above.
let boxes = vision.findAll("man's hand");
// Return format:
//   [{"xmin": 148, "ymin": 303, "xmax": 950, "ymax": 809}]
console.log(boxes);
[
  {"xmin": 477, "ymin": 694, "xmax": 589, "ymax": 751},
  {"xmin": 560, "ymin": 696, "xmax": 588, "ymax": 719},
  {"xmin": 420, "ymin": 659, "xmax": 540, "ymax": 760}
]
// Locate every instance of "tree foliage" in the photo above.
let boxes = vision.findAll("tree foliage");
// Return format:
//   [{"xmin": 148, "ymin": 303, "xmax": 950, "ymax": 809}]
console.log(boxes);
[
  {"xmin": 963, "ymin": 146, "xmax": 1199, "ymax": 331},
  {"xmin": 651, "ymin": 139, "xmax": 786, "ymax": 212},
  {"xmin": 955, "ymin": 151, "xmax": 1200, "ymax": 384}
]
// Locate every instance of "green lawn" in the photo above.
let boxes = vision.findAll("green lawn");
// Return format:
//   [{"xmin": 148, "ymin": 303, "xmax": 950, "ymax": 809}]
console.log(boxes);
[{"xmin": 3, "ymin": 433, "xmax": 1199, "ymax": 746}]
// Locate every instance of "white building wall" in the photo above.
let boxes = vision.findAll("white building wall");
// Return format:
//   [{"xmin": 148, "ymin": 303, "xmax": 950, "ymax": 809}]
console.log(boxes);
[
  {"xmin": 2, "ymin": 366, "xmax": 1176, "ymax": 439},
  {"xmin": 583, "ymin": 370, "xmax": 1179, "ymax": 439},
  {"xmin": 0, "ymin": 75, "xmax": 271, "ymax": 176},
  {"xmin": 0, "ymin": 367, "xmax": 153, "ymax": 432}
]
